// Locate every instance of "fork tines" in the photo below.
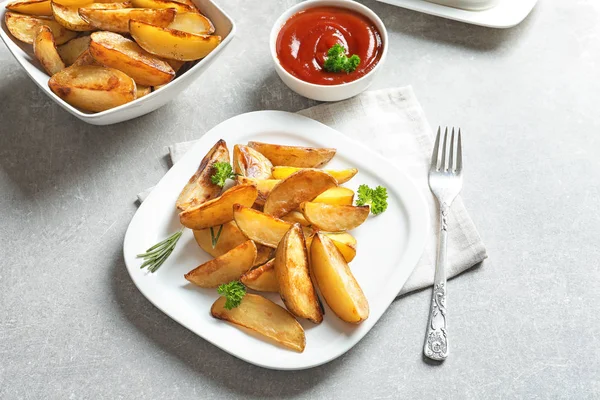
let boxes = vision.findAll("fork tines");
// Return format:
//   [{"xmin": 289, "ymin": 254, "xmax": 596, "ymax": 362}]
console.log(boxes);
[{"xmin": 431, "ymin": 127, "xmax": 462, "ymax": 173}]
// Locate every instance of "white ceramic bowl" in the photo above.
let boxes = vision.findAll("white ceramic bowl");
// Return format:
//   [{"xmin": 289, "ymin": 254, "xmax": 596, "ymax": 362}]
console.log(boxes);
[
  {"xmin": 0, "ymin": 0, "xmax": 236, "ymax": 125},
  {"xmin": 270, "ymin": 0, "xmax": 388, "ymax": 102}
]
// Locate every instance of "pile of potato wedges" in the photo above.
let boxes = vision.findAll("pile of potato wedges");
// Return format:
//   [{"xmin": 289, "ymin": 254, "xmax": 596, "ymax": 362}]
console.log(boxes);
[
  {"xmin": 4, "ymin": 0, "xmax": 220, "ymax": 112},
  {"xmin": 178, "ymin": 139, "xmax": 373, "ymax": 352}
]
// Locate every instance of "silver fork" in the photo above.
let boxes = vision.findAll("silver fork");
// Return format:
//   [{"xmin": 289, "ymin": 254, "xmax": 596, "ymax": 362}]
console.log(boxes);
[{"xmin": 423, "ymin": 127, "xmax": 463, "ymax": 361}]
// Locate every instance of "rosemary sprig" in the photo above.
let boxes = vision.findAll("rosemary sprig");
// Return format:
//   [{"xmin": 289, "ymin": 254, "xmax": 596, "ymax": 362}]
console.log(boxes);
[
  {"xmin": 137, "ymin": 227, "xmax": 184, "ymax": 273},
  {"xmin": 210, "ymin": 224, "xmax": 224, "ymax": 248}
]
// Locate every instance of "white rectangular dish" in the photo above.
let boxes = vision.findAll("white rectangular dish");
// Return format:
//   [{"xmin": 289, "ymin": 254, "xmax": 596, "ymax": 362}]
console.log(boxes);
[
  {"xmin": 377, "ymin": 0, "xmax": 537, "ymax": 28},
  {"xmin": 0, "ymin": 0, "xmax": 236, "ymax": 125},
  {"xmin": 123, "ymin": 111, "xmax": 430, "ymax": 370}
]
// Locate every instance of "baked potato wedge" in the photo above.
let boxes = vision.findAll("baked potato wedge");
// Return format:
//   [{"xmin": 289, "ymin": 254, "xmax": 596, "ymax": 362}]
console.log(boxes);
[
  {"xmin": 51, "ymin": 1, "xmax": 130, "ymax": 31},
  {"xmin": 176, "ymin": 139, "xmax": 229, "ymax": 211},
  {"xmin": 263, "ymin": 169, "xmax": 337, "ymax": 218},
  {"xmin": 280, "ymin": 210, "xmax": 310, "ymax": 227},
  {"xmin": 300, "ymin": 202, "xmax": 369, "ymax": 232},
  {"xmin": 129, "ymin": 20, "xmax": 222, "ymax": 61},
  {"xmin": 272, "ymin": 166, "xmax": 358, "ymax": 184},
  {"xmin": 168, "ymin": 12, "xmax": 214, "ymax": 35},
  {"xmin": 89, "ymin": 31, "xmax": 175, "ymax": 86},
  {"xmin": 185, "ymin": 240, "xmax": 256, "ymax": 288},
  {"xmin": 248, "ymin": 141, "xmax": 336, "ymax": 168},
  {"xmin": 240, "ymin": 259, "xmax": 278, "ymax": 292},
  {"xmin": 211, "ymin": 293, "xmax": 305, "ymax": 352},
  {"xmin": 233, "ymin": 144, "xmax": 273, "ymax": 180},
  {"xmin": 179, "ymin": 184, "xmax": 258, "ymax": 230},
  {"xmin": 305, "ymin": 232, "xmax": 357, "ymax": 263},
  {"xmin": 71, "ymin": 49, "xmax": 100, "ymax": 66},
  {"xmin": 6, "ymin": 0, "xmax": 52, "ymax": 16},
  {"xmin": 310, "ymin": 233, "xmax": 368, "ymax": 323},
  {"xmin": 312, "ymin": 186, "xmax": 354, "ymax": 206},
  {"xmin": 136, "ymin": 85, "xmax": 151, "ymax": 98},
  {"xmin": 57, "ymin": 35, "xmax": 91, "ymax": 65},
  {"xmin": 275, "ymin": 223, "xmax": 322, "ymax": 324},
  {"xmin": 5, "ymin": 12, "xmax": 77, "ymax": 44},
  {"xmin": 48, "ymin": 65, "xmax": 136, "ymax": 112},
  {"xmin": 33, "ymin": 25, "xmax": 65, "ymax": 75},
  {"xmin": 52, "ymin": 0, "xmax": 96, "ymax": 6},
  {"xmin": 233, "ymin": 204, "xmax": 292, "ymax": 248},
  {"xmin": 236, "ymin": 177, "xmax": 279, "ymax": 207},
  {"xmin": 131, "ymin": 0, "xmax": 195, "ymax": 13},
  {"xmin": 79, "ymin": 7, "xmax": 175, "ymax": 33}
]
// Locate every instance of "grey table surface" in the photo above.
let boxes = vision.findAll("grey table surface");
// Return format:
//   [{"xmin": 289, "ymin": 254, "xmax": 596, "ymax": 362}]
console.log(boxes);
[{"xmin": 1, "ymin": 0, "xmax": 599, "ymax": 398}]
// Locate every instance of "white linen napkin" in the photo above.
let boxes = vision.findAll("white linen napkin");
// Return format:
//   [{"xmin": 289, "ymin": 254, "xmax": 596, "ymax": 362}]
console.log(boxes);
[{"xmin": 137, "ymin": 86, "xmax": 487, "ymax": 296}]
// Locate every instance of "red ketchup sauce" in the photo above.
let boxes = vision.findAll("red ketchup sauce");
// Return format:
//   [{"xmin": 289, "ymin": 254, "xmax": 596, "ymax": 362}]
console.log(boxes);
[{"xmin": 276, "ymin": 6, "xmax": 383, "ymax": 85}]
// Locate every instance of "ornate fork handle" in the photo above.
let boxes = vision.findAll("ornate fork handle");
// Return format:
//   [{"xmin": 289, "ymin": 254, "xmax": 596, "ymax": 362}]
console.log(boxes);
[{"xmin": 424, "ymin": 202, "xmax": 450, "ymax": 360}]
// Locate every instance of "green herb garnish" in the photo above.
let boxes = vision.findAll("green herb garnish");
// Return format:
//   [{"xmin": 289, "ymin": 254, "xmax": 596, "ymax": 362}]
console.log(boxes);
[
  {"xmin": 137, "ymin": 227, "xmax": 184, "ymax": 273},
  {"xmin": 210, "ymin": 162, "xmax": 236, "ymax": 187},
  {"xmin": 210, "ymin": 224, "xmax": 224, "ymax": 248},
  {"xmin": 356, "ymin": 184, "xmax": 388, "ymax": 215},
  {"xmin": 217, "ymin": 281, "xmax": 246, "ymax": 310},
  {"xmin": 323, "ymin": 43, "xmax": 360, "ymax": 74}
]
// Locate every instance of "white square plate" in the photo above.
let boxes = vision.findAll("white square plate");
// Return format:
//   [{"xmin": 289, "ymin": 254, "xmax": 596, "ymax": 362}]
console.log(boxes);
[
  {"xmin": 0, "ymin": 0, "xmax": 235, "ymax": 125},
  {"xmin": 376, "ymin": 0, "xmax": 537, "ymax": 28},
  {"xmin": 123, "ymin": 110, "xmax": 430, "ymax": 370}
]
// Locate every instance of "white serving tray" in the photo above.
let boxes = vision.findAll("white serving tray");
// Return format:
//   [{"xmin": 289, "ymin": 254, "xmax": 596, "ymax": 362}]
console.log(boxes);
[
  {"xmin": 123, "ymin": 110, "xmax": 430, "ymax": 370},
  {"xmin": 376, "ymin": 0, "xmax": 537, "ymax": 28}
]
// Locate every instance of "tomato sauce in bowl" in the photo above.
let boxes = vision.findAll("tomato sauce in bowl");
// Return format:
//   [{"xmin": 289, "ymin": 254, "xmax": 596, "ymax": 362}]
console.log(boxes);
[{"xmin": 275, "ymin": 6, "xmax": 383, "ymax": 86}]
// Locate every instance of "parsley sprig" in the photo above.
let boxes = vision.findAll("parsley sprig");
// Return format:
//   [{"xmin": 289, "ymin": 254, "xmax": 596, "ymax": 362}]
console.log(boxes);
[
  {"xmin": 218, "ymin": 281, "xmax": 246, "ymax": 310},
  {"xmin": 210, "ymin": 162, "xmax": 236, "ymax": 187},
  {"xmin": 356, "ymin": 184, "xmax": 388, "ymax": 215},
  {"xmin": 323, "ymin": 44, "xmax": 360, "ymax": 74}
]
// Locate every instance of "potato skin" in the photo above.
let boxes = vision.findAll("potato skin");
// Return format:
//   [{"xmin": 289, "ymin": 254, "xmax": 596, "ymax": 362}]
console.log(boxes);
[
  {"xmin": 78, "ymin": 8, "xmax": 175, "ymax": 33},
  {"xmin": 89, "ymin": 31, "xmax": 175, "ymax": 86},
  {"xmin": 233, "ymin": 144, "xmax": 273, "ymax": 180},
  {"xmin": 33, "ymin": 25, "xmax": 65, "ymax": 75},
  {"xmin": 248, "ymin": 142, "xmax": 336, "ymax": 168},
  {"xmin": 300, "ymin": 202, "xmax": 369, "ymax": 232},
  {"xmin": 240, "ymin": 259, "xmax": 278, "ymax": 292},
  {"xmin": 211, "ymin": 294, "xmax": 305, "ymax": 352},
  {"xmin": 57, "ymin": 35, "xmax": 91, "ymax": 66},
  {"xmin": 263, "ymin": 169, "xmax": 337, "ymax": 218},
  {"xmin": 275, "ymin": 223, "xmax": 323, "ymax": 324},
  {"xmin": 48, "ymin": 65, "xmax": 136, "ymax": 112},
  {"xmin": 176, "ymin": 139, "xmax": 229, "ymax": 211},
  {"xmin": 6, "ymin": 0, "xmax": 53, "ymax": 16}
]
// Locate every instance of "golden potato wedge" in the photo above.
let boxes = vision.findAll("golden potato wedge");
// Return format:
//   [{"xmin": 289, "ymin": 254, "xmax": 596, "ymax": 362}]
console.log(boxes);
[
  {"xmin": 5, "ymin": 12, "xmax": 77, "ymax": 44},
  {"xmin": 248, "ymin": 141, "xmax": 336, "ymax": 168},
  {"xmin": 57, "ymin": 35, "xmax": 91, "ymax": 65},
  {"xmin": 131, "ymin": 0, "xmax": 195, "ymax": 12},
  {"xmin": 33, "ymin": 25, "xmax": 65, "ymax": 75},
  {"xmin": 240, "ymin": 259, "xmax": 278, "ymax": 292},
  {"xmin": 211, "ymin": 293, "xmax": 305, "ymax": 352},
  {"xmin": 233, "ymin": 204, "xmax": 292, "ymax": 248},
  {"xmin": 179, "ymin": 184, "xmax": 258, "ymax": 230},
  {"xmin": 51, "ymin": 1, "xmax": 130, "ymax": 31},
  {"xmin": 263, "ymin": 169, "xmax": 337, "ymax": 218},
  {"xmin": 130, "ymin": 20, "xmax": 221, "ymax": 61},
  {"xmin": 310, "ymin": 233, "xmax": 368, "ymax": 323},
  {"xmin": 300, "ymin": 202, "xmax": 369, "ymax": 232},
  {"xmin": 233, "ymin": 144, "xmax": 273, "ymax": 180},
  {"xmin": 185, "ymin": 240, "xmax": 256, "ymax": 288},
  {"xmin": 71, "ymin": 49, "xmax": 100, "ymax": 66},
  {"xmin": 305, "ymin": 232, "xmax": 357, "ymax": 263},
  {"xmin": 53, "ymin": 0, "xmax": 94, "ymax": 6},
  {"xmin": 6, "ymin": 0, "xmax": 52, "ymax": 16},
  {"xmin": 176, "ymin": 139, "xmax": 228, "ymax": 211},
  {"xmin": 165, "ymin": 58, "xmax": 185, "ymax": 72},
  {"xmin": 312, "ymin": 187, "xmax": 354, "ymax": 206},
  {"xmin": 193, "ymin": 221, "xmax": 272, "ymax": 267},
  {"xmin": 275, "ymin": 223, "xmax": 322, "ymax": 324},
  {"xmin": 136, "ymin": 84, "xmax": 151, "ymax": 98},
  {"xmin": 168, "ymin": 12, "xmax": 214, "ymax": 35},
  {"xmin": 170, "ymin": 0, "xmax": 199, "ymax": 11},
  {"xmin": 79, "ymin": 7, "xmax": 175, "ymax": 33},
  {"xmin": 48, "ymin": 65, "xmax": 136, "ymax": 112},
  {"xmin": 236, "ymin": 177, "xmax": 279, "ymax": 207},
  {"xmin": 272, "ymin": 166, "xmax": 358, "ymax": 184},
  {"xmin": 89, "ymin": 31, "xmax": 175, "ymax": 86}
]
